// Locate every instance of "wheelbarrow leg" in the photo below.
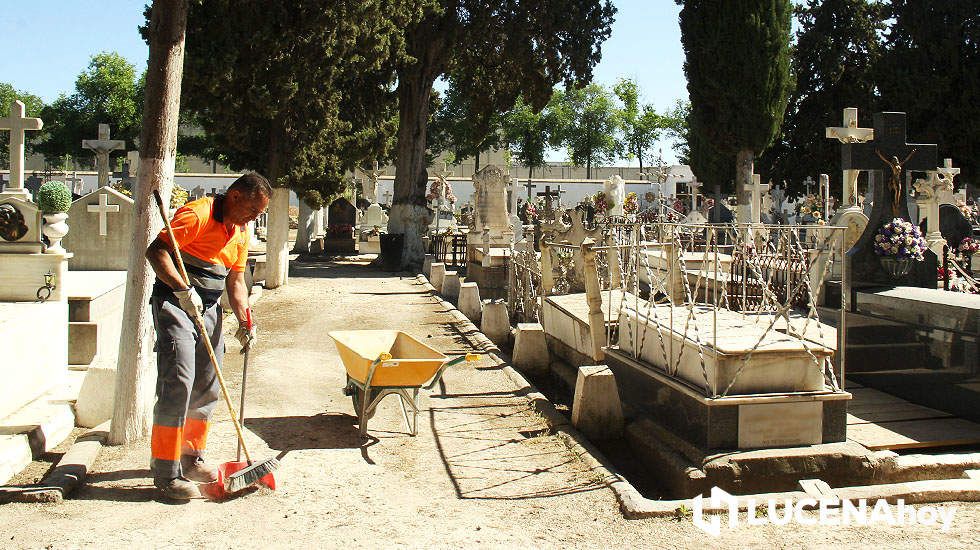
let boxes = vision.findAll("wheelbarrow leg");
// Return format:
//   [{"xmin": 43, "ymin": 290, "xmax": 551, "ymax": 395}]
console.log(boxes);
[
  {"xmin": 359, "ymin": 387, "xmax": 372, "ymax": 436},
  {"xmin": 396, "ymin": 390, "xmax": 416, "ymax": 436}
]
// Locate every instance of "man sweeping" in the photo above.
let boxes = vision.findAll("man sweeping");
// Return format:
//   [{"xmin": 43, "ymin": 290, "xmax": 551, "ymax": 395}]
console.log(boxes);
[{"xmin": 145, "ymin": 172, "xmax": 272, "ymax": 499}]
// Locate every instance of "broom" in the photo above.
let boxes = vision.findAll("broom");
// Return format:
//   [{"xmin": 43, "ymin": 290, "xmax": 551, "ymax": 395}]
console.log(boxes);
[{"xmin": 152, "ymin": 190, "xmax": 278, "ymax": 494}]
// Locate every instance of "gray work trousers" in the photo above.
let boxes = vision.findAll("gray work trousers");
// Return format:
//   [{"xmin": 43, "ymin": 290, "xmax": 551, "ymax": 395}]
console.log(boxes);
[{"xmin": 150, "ymin": 297, "xmax": 223, "ymax": 480}]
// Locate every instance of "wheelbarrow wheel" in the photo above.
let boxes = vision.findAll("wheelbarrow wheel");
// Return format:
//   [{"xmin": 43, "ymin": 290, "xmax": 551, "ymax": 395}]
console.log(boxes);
[{"xmin": 350, "ymin": 386, "xmax": 376, "ymax": 421}]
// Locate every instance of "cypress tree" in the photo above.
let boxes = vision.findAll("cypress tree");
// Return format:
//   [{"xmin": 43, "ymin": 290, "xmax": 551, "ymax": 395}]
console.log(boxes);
[{"xmin": 678, "ymin": 0, "xmax": 793, "ymax": 221}]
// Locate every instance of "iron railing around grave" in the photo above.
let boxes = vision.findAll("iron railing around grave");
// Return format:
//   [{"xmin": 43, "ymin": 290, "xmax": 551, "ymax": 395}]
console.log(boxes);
[{"xmin": 428, "ymin": 232, "xmax": 467, "ymax": 268}]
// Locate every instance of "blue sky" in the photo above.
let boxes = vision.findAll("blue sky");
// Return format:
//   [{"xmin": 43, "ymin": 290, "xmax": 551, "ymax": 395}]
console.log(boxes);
[{"xmin": 0, "ymin": 0, "xmax": 688, "ymax": 164}]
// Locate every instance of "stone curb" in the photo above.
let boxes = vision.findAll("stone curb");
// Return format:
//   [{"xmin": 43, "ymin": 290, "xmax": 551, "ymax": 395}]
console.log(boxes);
[
  {"xmin": 414, "ymin": 274, "xmax": 649, "ymax": 518},
  {"xmin": 0, "ymin": 421, "xmax": 109, "ymax": 504},
  {"xmin": 413, "ymin": 274, "xmax": 980, "ymax": 518}
]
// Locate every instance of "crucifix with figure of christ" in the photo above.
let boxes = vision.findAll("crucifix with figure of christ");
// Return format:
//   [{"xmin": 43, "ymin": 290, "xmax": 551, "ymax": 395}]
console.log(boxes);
[
  {"xmin": 841, "ymin": 111, "xmax": 936, "ymax": 220},
  {"xmin": 536, "ymin": 185, "xmax": 561, "ymax": 218},
  {"xmin": 82, "ymin": 123, "xmax": 126, "ymax": 188},
  {"xmin": 840, "ymin": 111, "xmax": 938, "ymax": 287}
]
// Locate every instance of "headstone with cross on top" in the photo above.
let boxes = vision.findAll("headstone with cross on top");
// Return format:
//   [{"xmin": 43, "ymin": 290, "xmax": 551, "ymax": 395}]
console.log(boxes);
[{"xmin": 842, "ymin": 112, "xmax": 939, "ymax": 287}]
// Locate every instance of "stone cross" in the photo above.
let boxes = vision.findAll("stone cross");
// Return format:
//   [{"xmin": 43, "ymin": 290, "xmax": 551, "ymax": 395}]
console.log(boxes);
[
  {"xmin": 826, "ymin": 107, "xmax": 874, "ymax": 207},
  {"xmin": 87, "ymin": 192, "xmax": 121, "ymax": 236},
  {"xmin": 523, "ymin": 178, "xmax": 536, "ymax": 199},
  {"xmin": 382, "ymin": 189, "xmax": 392, "ymax": 206},
  {"xmin": 750, "ymin": 174, "xmax": 770, "ymax": 224},
  {"xmin": 82, "ymin": 124, "xmax": 126, "ymax": 187},
  {"xmin": 803, "ymin": 175, "xmax": 815, "ymax": 196},
  {"xmin": 0, "ymin": 100, "xmax": 44, "ymax": 196},
  {"xmin": 357, "ymin": 160, "xmax": 385, "ymax": 204},
  {"xmin": 688, "ymin": 176, "xmax": 702, "ymax": 212},
  {"xmin": 914, "ymin": 159, "xmax": 960, "ymax": 257},
  {"xmin": 65, "ymin": 171, "xmax": 84, "ymax": 196},
  {"xmin": 537, "ymin": 185, "xmax": 561, "ymax": 218},
  {"xmin": 555, "ymin": 185, "xmax": 568, "ymax": 209}
]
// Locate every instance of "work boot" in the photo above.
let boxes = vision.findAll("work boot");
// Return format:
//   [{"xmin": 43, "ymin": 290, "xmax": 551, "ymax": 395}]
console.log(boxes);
[
  {"xmin": 155, "ymin": 477, "xmax": 200, "ymax": 500},
  {"xmin": 181, "ymin": 455, "xmax": 219, "ymax": 483}
]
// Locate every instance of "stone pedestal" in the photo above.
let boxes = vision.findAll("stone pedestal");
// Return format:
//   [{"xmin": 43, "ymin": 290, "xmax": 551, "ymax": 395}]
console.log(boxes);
[
  {"xmin": 441, "ymin": 271, "xmax": 461, "ymax": 304},
  {"xmin": 512, "ymin": 323, "xmax": 550, "ymax": 376},
  {"xmin": 0, "ymin": 301, "xmax": 68, "ymax": 419},
  {"xmin": 458, "ymin": 282, "xmax": 482, "ymax": 323},
  {"xmin": 571, "ymin": 365, "xmax": 624, "ymax": 440},
  {"xmin": 430, "ymin": 263, "xmax": 446, "ymax": 292},
  {"xmin": 480, "ymin": 300, "xmax": 510, "ymax": 348}
]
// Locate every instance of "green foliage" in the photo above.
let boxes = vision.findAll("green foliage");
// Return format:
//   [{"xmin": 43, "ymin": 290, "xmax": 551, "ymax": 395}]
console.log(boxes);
[
  {"xmin": 612, "ymin": 78, "xmax": 664, "ymax": 172},
  {"xmin": 559, "ymin": 84, "xmax": 619, "ymax": 179},
  {"xmin": 36, "ymin": 53, "xmax": 142, "ymax": 165},
  {"xmin": 876, "ymin": 1, "xmax": 979, "ymax": 186},
  {"xmin": 501, "ymin": 94, "xmax": 565, "ymax": 178},
  {"xmin": 36, "ymin": 181, "xmax": 72, "ymax": 213},
  {"xmin": 678, "ymin": 0, "xmax": 793, "ymax": 161},
  {"xmin": 760, "ymin": 0, "xmax": 884, "ymax": 196},
  {"xmin": 181, "ymin": 1, "xmax": 412, "ymax": 198},
  {"xmin": 390, "ymin": 1, "xmax": 616, "ymax": 201},
  {"xmin": 428, "ymin": 80, "xmax": 502, "ymax": 170},
  {"xmin": 0, "ymin": 83, "xmax": 45, "ymax": 165}
]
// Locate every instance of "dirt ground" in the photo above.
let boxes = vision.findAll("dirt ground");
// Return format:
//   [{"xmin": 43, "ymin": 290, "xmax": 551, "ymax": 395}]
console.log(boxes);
[{"xmin": 1, "ymin": 257, "xmax": 978, "ymax": 549}]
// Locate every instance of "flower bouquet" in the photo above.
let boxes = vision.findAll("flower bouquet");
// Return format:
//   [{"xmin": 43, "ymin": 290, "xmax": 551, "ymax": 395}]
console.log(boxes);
[
  {"xmin": 873, "ymin": 218, "xmax": 927, "ymax": 278},
  {"xmin": 592, "ymin": 191, "xmax": 612, "ymax": 213},
  {"xmin": 327, "ymin": 224, "xmax": 354, "ymax": 238},
  {"xmin": 624, "ymin": 192, "xmax": 638, "ymax": 215}
]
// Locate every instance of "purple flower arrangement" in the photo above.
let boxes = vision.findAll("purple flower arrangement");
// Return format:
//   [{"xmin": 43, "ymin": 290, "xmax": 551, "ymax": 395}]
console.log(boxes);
[
  {"xmin": 958, "ymin": 237, "xmax": 979, "ymax": 255},
  {"xmin": 873, "ymin": 218, "xmax": 927, "ymax": 261}
]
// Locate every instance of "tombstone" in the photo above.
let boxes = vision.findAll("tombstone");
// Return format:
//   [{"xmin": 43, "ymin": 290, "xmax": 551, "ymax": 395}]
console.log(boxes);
[
  {"xmin": 842, "ymin": 112, "xmax": 938, "ymax": 287},
  {"xmin": 770, "ymin": 184, "xmax": 787, "ymax": 222},
  {"xmin": 81, "ymin": 124, "xmax": 126, "ymax": 187},
  {"xmin": 357, "ymin": 160, "xmax": 385, "ymax": 204},
  {"xmin": 324, "ymin": 197, "xmax": 356, "ymax": 254},
  {"xmin": 62, "ymin": 186, "xmax": 135, "ymax": 270},
  {"xmin": 359, "ymin": 203, "xmax": 389, "ymax": 254},
  {"xmin": 749, "ymin": 174, "xmax": 770, "ymax": 224},
  {"xmin": 470, "ymin": 164, "xmax": 511, "ymax": 241},
  {"xmin": 190, "ymin": 185, "xmax": 206, "ymax": 200},
  {"xmin": 65, "ymin": 171, "xmax": 85, "ymax": 198},
  {"xmin": 604, "ymin": 174, "xmax": 625, "ymax": 217}
]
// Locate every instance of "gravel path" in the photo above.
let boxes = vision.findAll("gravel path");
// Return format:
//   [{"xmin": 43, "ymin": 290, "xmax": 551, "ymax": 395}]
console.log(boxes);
[{"xmin": 1, "ymin": 258, "xmax": 977, "ymax": 548}]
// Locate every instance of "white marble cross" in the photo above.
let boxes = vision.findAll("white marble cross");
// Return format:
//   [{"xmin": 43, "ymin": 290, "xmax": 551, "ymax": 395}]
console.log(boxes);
[
  {"xmin": 382, "ymin": 189, "xmax": 392, "ymax": 206},
  {"xmin": 0, "ymin": 100, "xmax": 44, "ymax": 195},
  {"xmin": 826, "ymin": 108, "xmax": 873, "ymax": 207},
  {"xmin": 750, "ymin": 174, "xmax": 770, "ymax": 224},
  {"xmin": 934, "ymin": 158, "xmax": 960, "ymax": 191},
  {"xmin": 82, "ymin": 124, "xmax": 126, "ymax": 187},
  {"xmin": 88, "ymin": 192, "xmax": 120, "ymax": 236}
]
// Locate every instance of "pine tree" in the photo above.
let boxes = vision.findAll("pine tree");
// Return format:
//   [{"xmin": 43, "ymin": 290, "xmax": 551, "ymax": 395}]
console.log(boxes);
[
  {"xmin": 678, "ymin": 0, "xmax": 793, "ymax": 221},
  {"xmin": 761, "ymin": 0, "xmax": 884, "ymax": 197},
  {"xmin": 877, "ymin": 1, "xmax": 979, "ymax": 186}
]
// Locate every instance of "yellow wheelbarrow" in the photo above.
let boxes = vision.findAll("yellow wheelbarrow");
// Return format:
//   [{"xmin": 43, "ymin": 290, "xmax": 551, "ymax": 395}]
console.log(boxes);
[{"xmin": 329, "ymin": 330, "xmax": 479, "ymax": 436}]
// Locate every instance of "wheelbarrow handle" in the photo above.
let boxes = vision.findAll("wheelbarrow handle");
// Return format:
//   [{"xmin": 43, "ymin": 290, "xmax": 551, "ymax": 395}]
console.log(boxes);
[{"xmin": 444, "ymin": 353, "xmax": 481, "ymax": 367}]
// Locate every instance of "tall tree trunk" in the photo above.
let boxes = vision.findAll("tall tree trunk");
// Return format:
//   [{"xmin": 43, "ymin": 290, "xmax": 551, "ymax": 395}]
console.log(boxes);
[
  {"xmin": 474, "ymin": 152, "xmax": 480, "ymax": 173},
  {"xmin": 736, "ymin": 148, "xmax": 754, "ymax": 226},
  {"xmin": 387, "ymin": 24, "xmax": 448, "ymax": 271},
  {"xmin": 265, "ymin": 140, "xmax": 290, "ymax": 288},
  {"xmin": 587, "ymin": 157, "xmax": 592, "ymax": 180},
  {"xmin": 110, "ymin": 0, "xmax": 187, "ymax": 445}
]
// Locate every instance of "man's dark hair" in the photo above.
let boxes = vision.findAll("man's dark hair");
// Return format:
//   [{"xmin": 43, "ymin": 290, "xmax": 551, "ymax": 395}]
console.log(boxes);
[{"xmin": 228, "ymin": 172, "xmax": 272, "ymax": 199}]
